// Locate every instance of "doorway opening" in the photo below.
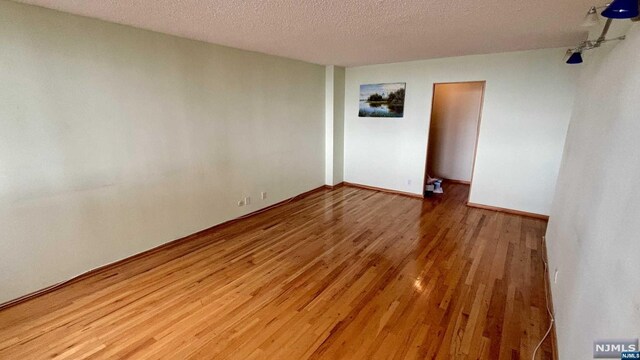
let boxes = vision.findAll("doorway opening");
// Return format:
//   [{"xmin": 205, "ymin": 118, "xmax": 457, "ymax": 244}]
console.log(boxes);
[{"xmin": 423, "ymin": 81, "xmax": 485, "ymax": 199}]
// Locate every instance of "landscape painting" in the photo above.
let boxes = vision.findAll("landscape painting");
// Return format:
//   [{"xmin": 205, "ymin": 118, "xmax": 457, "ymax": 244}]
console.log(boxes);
[{"xmin": 359, "ymin": 82, "xmax": 405, "ymax": 118}]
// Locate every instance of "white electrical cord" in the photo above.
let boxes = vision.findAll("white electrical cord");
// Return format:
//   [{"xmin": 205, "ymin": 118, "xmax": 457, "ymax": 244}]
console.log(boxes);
[{"xmin": 532, "ymin": 235, "xmax": 555, "ymax": 360}]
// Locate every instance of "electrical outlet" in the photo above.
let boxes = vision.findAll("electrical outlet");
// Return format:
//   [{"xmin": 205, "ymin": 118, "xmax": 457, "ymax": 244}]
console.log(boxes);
[
  {"xmin": 261, "ymin": 192, "xmax": 267, "ymax": 200},
  {"xmin": 407, "ymin": 179, "xmax": 412, "ymax": 185},
  {"xmin": 554, "ymin": 269, "xmax": 559, "ymax": 284},
  {"xmin": 244, "ymin": 196, "xmax": 251, "ymax": 205},
  {"xmin": 237, "ymin": 199, "xmax": 245, "ymax": 207}
]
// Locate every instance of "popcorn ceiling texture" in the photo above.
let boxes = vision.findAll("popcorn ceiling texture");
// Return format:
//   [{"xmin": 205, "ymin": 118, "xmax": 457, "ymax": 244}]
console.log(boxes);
[{"xmin": 16, "ymin": 0, "xmax": 593, "ymax": 66}]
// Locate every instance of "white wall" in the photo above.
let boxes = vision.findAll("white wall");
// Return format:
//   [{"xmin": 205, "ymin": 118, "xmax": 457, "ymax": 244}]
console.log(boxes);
[
  {"xmin": 344, "ymin": 48, "xmax": 578, "ymax": 215},
  {"xmin": 0, "ymin": 1, "xmax": 325, "ymax": 304},
  {"xmin": 427, "ymin": 82, "xmax": 483, "ymax": 182},
  {"xmin": 324, "ymin": 65, "xmax": 345, "ymax": 186},
  {"xmin": 325, "ymin": 66, "xmax": 335, "ymax": 185},
  {"xmin": 332, "ymin": 67, "xmax": 345, "ymax": 185},
  {"xmin": 546, "ymin": 23, "xmax": 640, "ymax": 359}
]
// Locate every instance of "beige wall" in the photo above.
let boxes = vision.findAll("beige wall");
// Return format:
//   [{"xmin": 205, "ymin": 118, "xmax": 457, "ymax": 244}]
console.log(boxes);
[
  {"xmin": 546, "ymin": 23, "xmax": 640, "ymax": 359},
  {"xmin": 427, "ymin": 82, "xmax": 483, "ymax": 182},
  {"xmin": 0, "ymin": 1, "xmax": 325, "ymax": 303}
]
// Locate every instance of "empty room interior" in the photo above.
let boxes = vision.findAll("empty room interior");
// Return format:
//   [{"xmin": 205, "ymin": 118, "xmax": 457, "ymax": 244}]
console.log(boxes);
[{"xmin": 1, "ymin": 0, "xmax": 639, "ymax": 359}]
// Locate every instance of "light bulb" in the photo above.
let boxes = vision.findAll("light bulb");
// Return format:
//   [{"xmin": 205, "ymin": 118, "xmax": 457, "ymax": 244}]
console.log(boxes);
[{"xmin": 582, "ymin": 7, "xmax": 601, "ymax": 27}]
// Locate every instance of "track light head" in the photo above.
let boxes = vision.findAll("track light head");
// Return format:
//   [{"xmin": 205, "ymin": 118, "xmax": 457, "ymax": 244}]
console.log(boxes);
[
  {"xmin": 566, "ymin": 52, "xmax": 584, "ymax": 64},
  {"xmin": 601, "ymin": 0, "xmax": 640, "ymax": 19}
]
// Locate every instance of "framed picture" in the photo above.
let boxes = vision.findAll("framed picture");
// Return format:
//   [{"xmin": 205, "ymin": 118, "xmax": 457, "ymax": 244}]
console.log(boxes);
[{"xmin": 358, "ymin": 82, "xmax": 405, "ymax": 118}]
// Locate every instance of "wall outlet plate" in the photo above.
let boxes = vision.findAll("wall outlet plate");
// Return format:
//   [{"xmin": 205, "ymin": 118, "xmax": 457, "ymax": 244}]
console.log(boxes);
[
  {"xmin": 261, "ymin": 192, "xmax": 267, "ymax": 200},
  {"xmin": 244, "ymin": 196, "xmax": 251, "ymax": 205}
]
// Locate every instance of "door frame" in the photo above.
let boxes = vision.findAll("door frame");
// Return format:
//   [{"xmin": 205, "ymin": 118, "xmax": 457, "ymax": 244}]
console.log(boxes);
[{"xmin": 422, "ymin": 80, "xmax": 486, "ymax": 204}]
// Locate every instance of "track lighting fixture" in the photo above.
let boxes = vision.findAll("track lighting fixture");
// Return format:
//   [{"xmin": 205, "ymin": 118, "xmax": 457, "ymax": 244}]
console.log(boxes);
[
  {"xmin": 566, "ymin": 3, "xmax": 633, "ymax": 64},
  {"xmin": 565, "ymin": 28, "xmax": 626, "ymax": 64}
]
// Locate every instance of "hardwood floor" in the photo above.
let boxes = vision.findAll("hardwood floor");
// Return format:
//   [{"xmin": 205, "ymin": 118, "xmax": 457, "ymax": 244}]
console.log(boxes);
[{"xmin": 0, "ymin": 184, "xmax": 553, "ymax": 359}]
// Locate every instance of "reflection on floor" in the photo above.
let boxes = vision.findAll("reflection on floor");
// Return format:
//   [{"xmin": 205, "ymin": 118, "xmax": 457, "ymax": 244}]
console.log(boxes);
[{"xmin": 0, "ymin": 184, "xmax": 552, "ymax": 359}]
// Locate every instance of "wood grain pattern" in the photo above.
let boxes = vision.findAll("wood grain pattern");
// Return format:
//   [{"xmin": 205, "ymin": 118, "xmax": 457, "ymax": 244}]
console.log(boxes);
[
  {"xmin": 0, "ymin": 186, "xmax": 329, "ymax": 312},
  {"xmin": 0, "ymin": 184, "xmax": 554, "ymax": 359},
  {"xmin": 342, "ymin": 181, "xmax": 424, "ymax": 199},
  {"xmin": 466, "ymin": 202, "xmax": 549, "ymax": 220}
]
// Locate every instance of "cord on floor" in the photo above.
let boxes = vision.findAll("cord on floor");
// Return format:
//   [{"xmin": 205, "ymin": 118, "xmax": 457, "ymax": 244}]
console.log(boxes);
[{"xmin": 532, "ymin": 235, "xmax": 555, "ymax": 360}]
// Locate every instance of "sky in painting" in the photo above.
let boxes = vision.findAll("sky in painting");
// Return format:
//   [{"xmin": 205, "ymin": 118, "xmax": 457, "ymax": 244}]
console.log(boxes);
[{"xmin": 359, "ymin": 83, "xmax": 405, "ymax": 100}]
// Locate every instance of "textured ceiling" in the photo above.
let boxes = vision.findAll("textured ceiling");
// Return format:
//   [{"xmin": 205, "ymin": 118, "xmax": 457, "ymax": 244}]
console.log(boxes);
[{"xmin": 16, "ymin": 0, "xmax": 593, "ymax": 66}]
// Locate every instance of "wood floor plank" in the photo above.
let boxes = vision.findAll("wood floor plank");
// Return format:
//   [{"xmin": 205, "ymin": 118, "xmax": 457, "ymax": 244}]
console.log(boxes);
[{"xmin": 0, "ymin": 184, "xmax": 553, "ymax": 359}]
